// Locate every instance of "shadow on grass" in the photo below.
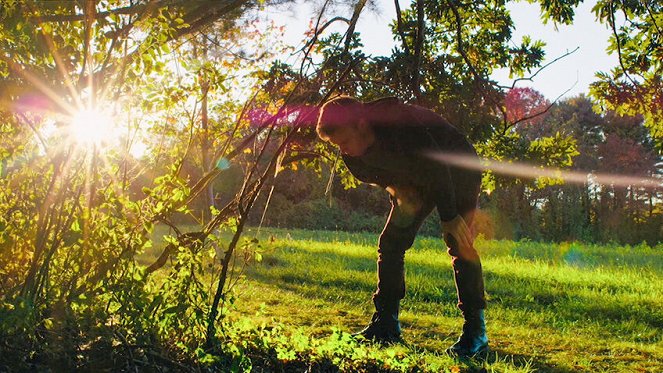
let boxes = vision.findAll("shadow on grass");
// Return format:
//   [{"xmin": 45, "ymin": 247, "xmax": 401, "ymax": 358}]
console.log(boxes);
[{"xmin": 484, "ymin": 349, "xmax": 578, "ymax": 373}]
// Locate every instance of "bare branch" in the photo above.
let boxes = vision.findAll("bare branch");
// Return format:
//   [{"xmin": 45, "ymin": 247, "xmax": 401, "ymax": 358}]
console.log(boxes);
[
  {"xmin": 506, "ymin": 47, "xmax": 580, "ymax": 89},
  {"xmin": 343, "ymin": 0, "xmax": 368, "ymax": 52},
  {"xmin": 506, "ymin": 79, "xmax": 578, "ymax": 132},
  {"xmin": 298, "ymin": 16, "xmax": 351, "ymax": 56}
]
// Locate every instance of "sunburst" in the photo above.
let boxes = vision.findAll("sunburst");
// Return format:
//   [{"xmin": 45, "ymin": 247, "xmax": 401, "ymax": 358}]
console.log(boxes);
[{"xmin": 67, "ymin": 107, "xmax": 118, "ymax": 147}]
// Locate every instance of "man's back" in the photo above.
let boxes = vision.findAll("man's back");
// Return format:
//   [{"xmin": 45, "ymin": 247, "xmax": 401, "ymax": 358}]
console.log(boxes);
[
  {"xmin": 342, "ymin": 98, "xmax": 478, "ymax": 191},
  {"xmin": 365, "ymin": 98, "xmax": 474, "ymax": 155}
]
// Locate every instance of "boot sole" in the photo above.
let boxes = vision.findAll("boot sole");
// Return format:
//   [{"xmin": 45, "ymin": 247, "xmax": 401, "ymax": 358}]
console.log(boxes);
[{"xmin": 447, "ymin": 343, "xmax": 489, "ymax": 360}]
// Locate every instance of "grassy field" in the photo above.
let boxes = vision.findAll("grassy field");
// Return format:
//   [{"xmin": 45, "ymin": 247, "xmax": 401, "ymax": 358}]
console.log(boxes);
[{"xmin": 146, "ymin": 227, "xmax": 663, "ymax": 372}]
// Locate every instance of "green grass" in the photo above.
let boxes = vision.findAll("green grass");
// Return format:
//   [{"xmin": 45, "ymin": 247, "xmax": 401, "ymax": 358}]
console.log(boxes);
[{"xmin": 148, "ymin": 227, "xmax": 663, "ymax": 372}]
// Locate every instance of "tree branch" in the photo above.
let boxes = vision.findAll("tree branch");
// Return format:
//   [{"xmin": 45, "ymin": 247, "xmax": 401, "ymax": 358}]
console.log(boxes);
[
  {"xmin": 445, "ymin": 0, "xmax": 506, "ymax": 125},
  {"xmin": 506, "ymin": 47, "xmax": 580, "ymax": 89},
  {"xmin": 412, "ymin": 0, "xmax": 425, "ymax": 102},
  {"xmin": 508, "ymin": 80, "xmax": 577, "ymax": 130},
  {"xmin": 394, "ymin": 0, "xmax": 411, "ymax": 55},
  {"xmin": 26, "ymin": 0, "xmax": 187, "ymax": 23},
  {"xmin": 343, "ymin": 0, "xmax": 368, "ymax": 52},
  {"xmin": 609, "ymin": 0, "xmax": 637, "ymax": 85},
  {"xmin": 298, "ymin": 17, "xmax": 351, "ymax": 57},
  {"xmin": 642, "ymin": 0, "xmax": 662, "ymax": 35}
]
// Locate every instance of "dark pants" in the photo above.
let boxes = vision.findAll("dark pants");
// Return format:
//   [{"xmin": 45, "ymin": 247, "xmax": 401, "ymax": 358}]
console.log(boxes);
[{"xmin": 374, "ymin": 171, "xmax": 486, "ymax": 312}]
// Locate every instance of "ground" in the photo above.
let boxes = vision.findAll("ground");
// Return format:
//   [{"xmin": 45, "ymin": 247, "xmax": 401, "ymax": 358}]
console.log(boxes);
[
  {"xmin": 211, "ymin": 228, "xmax": 662, "ymax": 372},
  {"xmin": 138, "ymin": 227, "xmax": 662, "ymax": 371}
]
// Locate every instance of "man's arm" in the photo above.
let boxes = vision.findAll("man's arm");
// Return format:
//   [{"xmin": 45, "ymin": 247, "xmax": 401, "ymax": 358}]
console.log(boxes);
[
  {"xmin": 343, "ymin": 154, "xmax": 398, "ymax": 187},
  {"xmin": 359, "ymin": 124, "xmax": 459, "ymax": 218},
  {"xmin": 370, "ymin": 147, "xmax": 475, "ymax": 249}
]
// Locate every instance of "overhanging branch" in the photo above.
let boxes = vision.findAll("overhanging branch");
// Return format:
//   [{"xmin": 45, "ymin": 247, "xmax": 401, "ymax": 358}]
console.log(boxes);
[
  {"xmin": 394, "ymin": 0, "xmax": 411, "ymax": 55},
  {"xmin": 505, "ymin": 47, "xmax": 580, "ymax": 90}
]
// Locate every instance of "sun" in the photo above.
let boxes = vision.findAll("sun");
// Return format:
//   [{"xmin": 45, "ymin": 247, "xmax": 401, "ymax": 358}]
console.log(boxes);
[{"xmin": 68, "ymin": 108, "xmax": 118, "ymax": 147}]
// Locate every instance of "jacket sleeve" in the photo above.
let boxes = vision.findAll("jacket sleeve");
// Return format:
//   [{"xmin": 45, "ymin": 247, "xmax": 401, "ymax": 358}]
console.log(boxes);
[{"xmin": 342, "ymin": 154, "xmax": 395, "ymax": 187}]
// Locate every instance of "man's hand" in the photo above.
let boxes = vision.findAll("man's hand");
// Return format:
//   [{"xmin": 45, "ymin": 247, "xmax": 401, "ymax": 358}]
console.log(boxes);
[{"xmin": 441, "ymin": 215, "xmax": 473, "ymax": 251}]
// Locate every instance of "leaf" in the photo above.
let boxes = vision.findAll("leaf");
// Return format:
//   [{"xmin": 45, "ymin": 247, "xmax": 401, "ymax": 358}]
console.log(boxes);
[
  {"xmin": 172, "ymin": 188, "xmax": 184, "ymax": 202},
  {"xmin": 43, "ymin": 318, "xmax": 54, "ymax": 330}
]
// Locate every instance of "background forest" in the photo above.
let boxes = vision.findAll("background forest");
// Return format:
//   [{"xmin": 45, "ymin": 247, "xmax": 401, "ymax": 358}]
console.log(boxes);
[{"xmin": 0, "ymin": 0, "xmax": 661, "ymax": 371}]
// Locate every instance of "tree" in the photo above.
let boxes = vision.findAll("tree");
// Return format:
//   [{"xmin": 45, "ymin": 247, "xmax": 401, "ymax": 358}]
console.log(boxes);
[
  {"xmin": 0, "ymin": 0, "xmax": 310, "ymax": 365},
  {"xmin": 504, "ymin": 87, "xmax": 551, "ymax": 138},
  {"xmin": 587, "ymin": 0, "xmax": 663, "ymax": 151},
  {"xmin": 525, "ymin": 96, "xmax": 661, "ymax": 243}
]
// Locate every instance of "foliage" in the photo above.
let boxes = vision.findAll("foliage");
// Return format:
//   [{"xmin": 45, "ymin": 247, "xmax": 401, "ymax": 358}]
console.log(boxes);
[
  {"xmin": 586, "ymin": 0, "xmax": 663, "ymax": 150},
  {"xmin": 0, "ymin": 0, "xmax": 661, "ymax": 371},
  {"xmin": 504, "ymin": 87, "xmax": 551, "ymax": 135},
  {"xmin": 481, "ymin": 93, "xmax": 661, "ymax": 243},
  {"xmin": 0, "ymin": 0, "xmax": 299, "ymax": 369}
]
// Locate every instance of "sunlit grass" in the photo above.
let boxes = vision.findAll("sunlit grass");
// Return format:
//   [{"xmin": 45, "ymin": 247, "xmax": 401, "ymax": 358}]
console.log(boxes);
[
  {"xmin": 144, "ymin": 227, "xmax": 662, "ymax": 371},
  {"xmin": 233, "ymin": 228, "xmax": 662, "ymax": 372}
]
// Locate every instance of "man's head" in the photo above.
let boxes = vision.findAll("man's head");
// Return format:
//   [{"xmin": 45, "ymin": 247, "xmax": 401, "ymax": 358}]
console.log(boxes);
[{"xmin": 316, "ymin": 96, "xmax": 375, "ymax": 157}]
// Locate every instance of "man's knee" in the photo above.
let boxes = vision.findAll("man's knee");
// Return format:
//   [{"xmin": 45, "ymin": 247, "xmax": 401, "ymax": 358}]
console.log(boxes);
[
  {"xmin": 444, "ymin": 233, "xmax": 480, "ymax": 262},
  {"xmin": 379, "ymin": 226, "xmax": 416, "ymax": 255}
]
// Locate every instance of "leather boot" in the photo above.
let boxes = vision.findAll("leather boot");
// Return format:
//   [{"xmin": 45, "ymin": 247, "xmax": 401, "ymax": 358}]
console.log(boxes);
[
  {"xmin": 353, "ymin": 298, "xmax": 402, "ymax": 344},
  {"xmin": 447, "ymin": 309, "xmax": 489, "ymax": 358}
]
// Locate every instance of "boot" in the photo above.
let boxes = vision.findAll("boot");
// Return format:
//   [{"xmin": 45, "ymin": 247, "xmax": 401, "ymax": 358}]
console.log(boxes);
[
  {"xmin": 353, "ymin": 298, "xmax": 402, "ymax": 344},
  {"xmin": 447, "ymin": 309, "xmax": 489, "ymax": 358}
]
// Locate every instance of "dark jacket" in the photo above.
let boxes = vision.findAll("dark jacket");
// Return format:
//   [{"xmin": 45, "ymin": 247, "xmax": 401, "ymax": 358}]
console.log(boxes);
[{"xmin": 341, "ymin": 97, "xmax": 479, "ymax": 220}]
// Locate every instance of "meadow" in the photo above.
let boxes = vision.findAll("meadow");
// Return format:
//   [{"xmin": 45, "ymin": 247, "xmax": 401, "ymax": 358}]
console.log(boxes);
[{"xmin": 142, "ymin": 227, "xmax": 663, "ymax": 372}]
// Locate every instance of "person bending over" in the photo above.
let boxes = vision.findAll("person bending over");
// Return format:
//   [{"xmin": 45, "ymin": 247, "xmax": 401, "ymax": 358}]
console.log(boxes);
[{"xmin": 316, "ymin": 96, "xmax": 488, "ymax": 358}]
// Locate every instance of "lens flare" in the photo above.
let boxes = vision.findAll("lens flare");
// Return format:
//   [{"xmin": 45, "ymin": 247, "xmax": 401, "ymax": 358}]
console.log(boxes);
[
  {"xmin": 69, "ymin": 108, "xmax": 117, "ymax": 146},
  {"xmin": 426, "ymin": 151, "xmax": 661, "ymax": 189}
]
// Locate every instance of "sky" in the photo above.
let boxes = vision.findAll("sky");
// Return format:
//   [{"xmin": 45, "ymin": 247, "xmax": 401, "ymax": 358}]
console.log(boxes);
[{"xmin": 264, "ymin": 0, "xmax": 618, "ymax": 101}]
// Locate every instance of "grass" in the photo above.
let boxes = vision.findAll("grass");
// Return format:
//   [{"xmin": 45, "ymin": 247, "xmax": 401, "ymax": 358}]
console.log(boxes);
[{"xmin": 147, "ymin": 227, "xmax": 663, "ymax": 372}]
